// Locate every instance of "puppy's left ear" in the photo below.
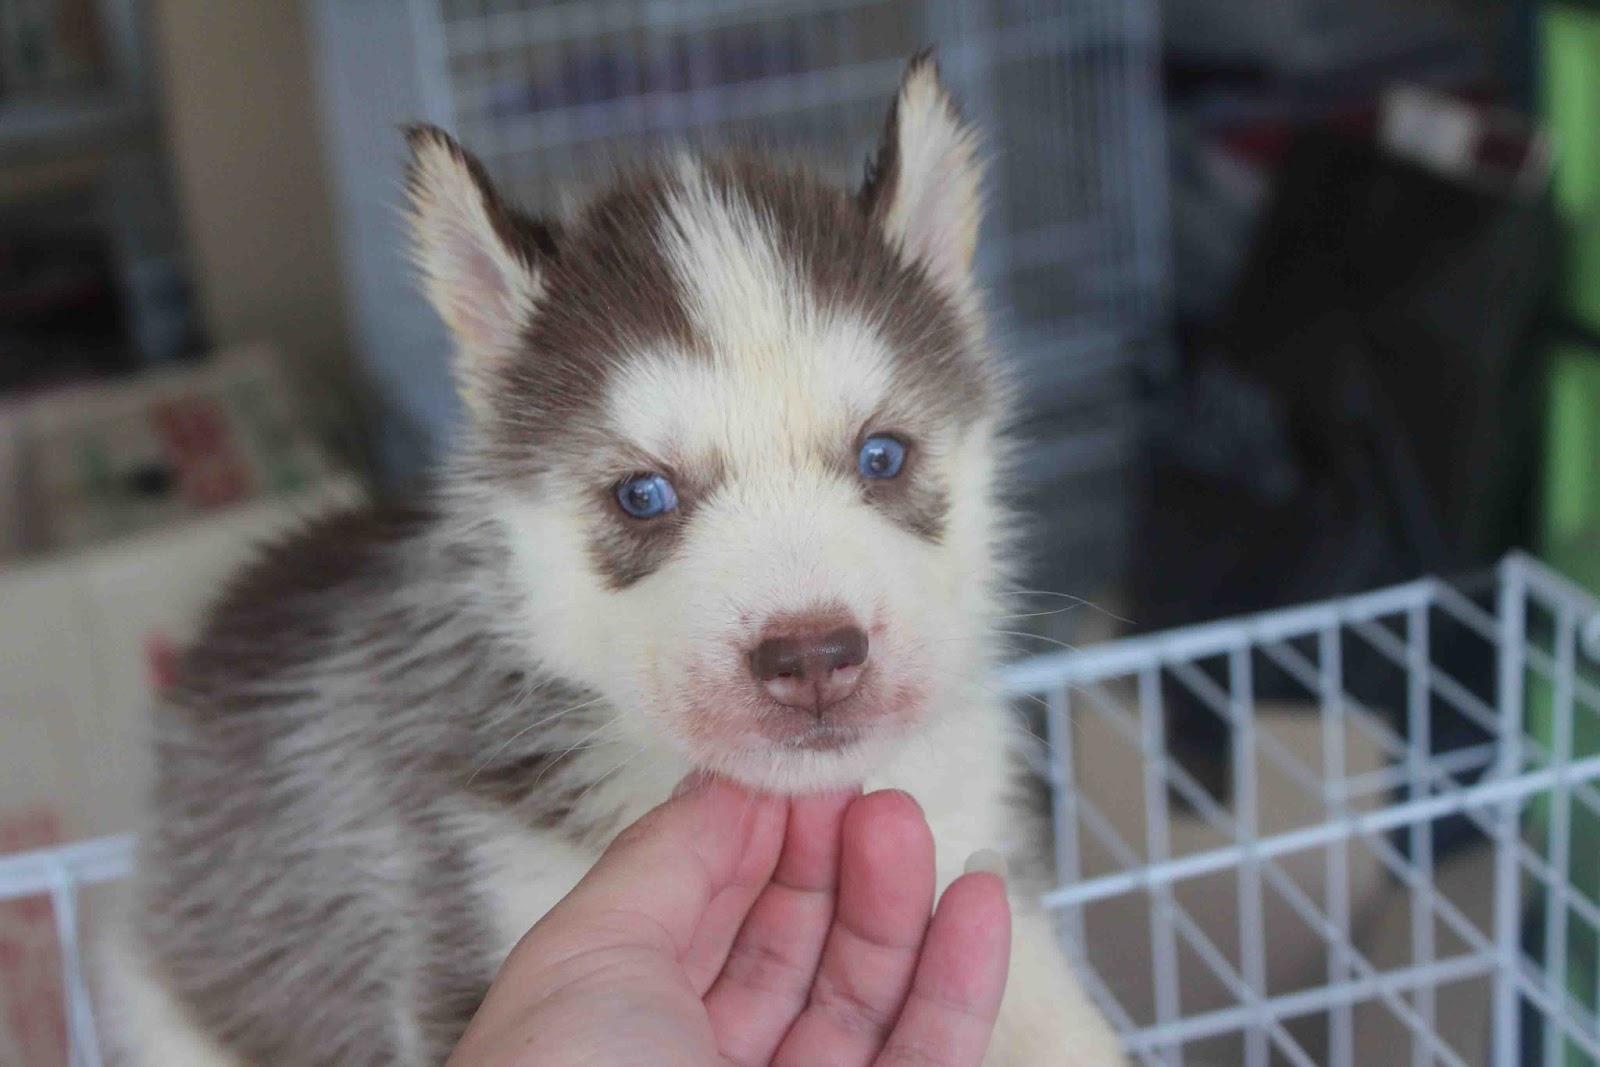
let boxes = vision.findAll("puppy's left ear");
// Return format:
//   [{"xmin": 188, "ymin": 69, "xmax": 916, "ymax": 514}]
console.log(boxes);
[{"xmin": 860, "ymin": 50, "xmax": 985, "ymax": 295}]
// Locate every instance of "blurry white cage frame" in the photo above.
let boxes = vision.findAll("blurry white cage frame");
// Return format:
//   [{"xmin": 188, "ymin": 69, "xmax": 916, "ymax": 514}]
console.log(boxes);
[
  {"xmin": 1008, "ymin": 553, "xmax": 1600, "ymax": 1066},
  {"xmin": 306, "ymin": 0, "xmax": 1170, "ymax": 592},
  {"xmin": 6, "ymin": 552, "xmax": 1600, "ymax": 1066}
]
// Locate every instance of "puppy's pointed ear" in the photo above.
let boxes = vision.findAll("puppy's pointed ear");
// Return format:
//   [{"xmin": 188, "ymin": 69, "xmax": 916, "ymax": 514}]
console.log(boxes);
[
  {"xmin": 404, "ymin": 125, "xmax": 554, "ymax": 416},
  {"xmin": 860, "ymin": 51, "xmax": 985, "ymax": 295}
]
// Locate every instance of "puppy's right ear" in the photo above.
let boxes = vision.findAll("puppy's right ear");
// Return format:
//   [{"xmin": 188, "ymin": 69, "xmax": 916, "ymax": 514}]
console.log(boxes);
[
  {"xmin": 859, "ymin": 51, "xmax": 984, "ymax": 299},
  {"xmin": 404, "ymin": 125, "xmax": 553, "ymax": 417}
]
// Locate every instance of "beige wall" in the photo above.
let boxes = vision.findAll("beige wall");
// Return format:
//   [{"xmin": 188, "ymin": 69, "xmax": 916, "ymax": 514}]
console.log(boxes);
[{"xmin": 149, "ymin": 0, "xmax": 353, "ymax": 412}]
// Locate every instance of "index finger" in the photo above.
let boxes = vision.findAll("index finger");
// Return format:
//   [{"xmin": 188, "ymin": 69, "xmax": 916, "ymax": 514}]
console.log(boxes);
[
  {"xmin": 700, "ymin": 787, "xmax": 858, "ymax": 1061},
  {"xmin": 524, "ymin": 775, "xmax": 789, "ymax": 965}
]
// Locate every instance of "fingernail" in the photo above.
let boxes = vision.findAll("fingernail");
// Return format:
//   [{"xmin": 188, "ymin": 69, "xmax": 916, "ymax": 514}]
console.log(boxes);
[{"xmin": 963, "ymin": 848, "xmax": 1009, "ymax": 880}]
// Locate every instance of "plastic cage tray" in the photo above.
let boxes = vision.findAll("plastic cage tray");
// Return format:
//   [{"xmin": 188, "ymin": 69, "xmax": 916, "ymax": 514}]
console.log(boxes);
[{"xmin": 3, "ymin": 553, "xmax": 1600, "ymax": 1066}]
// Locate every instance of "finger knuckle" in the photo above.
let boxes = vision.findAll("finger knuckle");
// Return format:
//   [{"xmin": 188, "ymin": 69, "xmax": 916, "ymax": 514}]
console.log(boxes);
[
  {"xmin": 810, "ymin": 970, "xmax": 895, "ymax": 1037},
  {"xmin": 609, "ymin": 811, "xmax": 665, "ymax": 852},
  {"xmin": 877, "ymin": 1043, "xmax": 957, "ymax": 1067},
  {"xmin": 720, "ymin": 941, "xmax": 813, "ymax": 998}
]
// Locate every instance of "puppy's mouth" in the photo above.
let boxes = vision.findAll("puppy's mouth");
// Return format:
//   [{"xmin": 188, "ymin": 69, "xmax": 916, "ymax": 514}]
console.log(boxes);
[
  {"xmin": 745, "ymin": 669, "xmax": 931, "ymax": 759},
  {"xmin": 764, "ymin": 713, "xmax": 876, "ymax": 755},
  {"xmin": 778, "ymin": 722, "xmax": 868, "ymax": 752}
]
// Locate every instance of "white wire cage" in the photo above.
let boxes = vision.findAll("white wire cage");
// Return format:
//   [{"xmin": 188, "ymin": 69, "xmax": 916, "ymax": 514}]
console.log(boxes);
[
  {"xmin": 5, "ymin": 552, "xmax": 1600, "ymax": 1066},
  {"xmin": 1005, "ymin": 552, "xmax": 1600, "ymax": 1066}
]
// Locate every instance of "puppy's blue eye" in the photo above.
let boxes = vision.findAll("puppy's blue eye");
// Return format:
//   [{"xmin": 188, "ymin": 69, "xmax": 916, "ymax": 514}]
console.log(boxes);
[
  {"xmin": 616, "ymin": 474, "xmax": 678, "ymax": 518},
  {"xmin": 858, "ymin": 435, "xmax": 906, "ymax": 480}
]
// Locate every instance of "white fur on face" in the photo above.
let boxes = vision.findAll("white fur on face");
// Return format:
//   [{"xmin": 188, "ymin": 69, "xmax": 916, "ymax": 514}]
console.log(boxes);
[
  {"xmin": 624, "ymin": 157, "xmax": 896, "ymax": 459},
  {"xmin": 498, "ymin": 163, "xmax": 1000, "ymax": 792}
]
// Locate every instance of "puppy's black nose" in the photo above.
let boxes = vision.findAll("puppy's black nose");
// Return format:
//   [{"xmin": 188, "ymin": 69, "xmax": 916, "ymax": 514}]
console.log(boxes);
[{"xmin": 749, "ymin": 625, "xmax": 869, "ymax": 716}]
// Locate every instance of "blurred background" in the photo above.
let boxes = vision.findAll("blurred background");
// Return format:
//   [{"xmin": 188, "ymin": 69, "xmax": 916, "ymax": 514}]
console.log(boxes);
[{"xmin": 0, "ymin": 0, "xmax": 1597, "ymax": 1062}]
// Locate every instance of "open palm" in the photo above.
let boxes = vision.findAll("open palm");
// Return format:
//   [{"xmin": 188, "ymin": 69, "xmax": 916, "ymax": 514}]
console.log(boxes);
[{"xmin": 448, "ymin": 778, "xmax": 1011, "ymax": 1066}]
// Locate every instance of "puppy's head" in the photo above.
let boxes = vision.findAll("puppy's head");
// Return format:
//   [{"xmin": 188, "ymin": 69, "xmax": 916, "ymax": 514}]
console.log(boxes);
[{"xmin": 409, "ymin": 55, "xmax": 1007, "ymax": 791}]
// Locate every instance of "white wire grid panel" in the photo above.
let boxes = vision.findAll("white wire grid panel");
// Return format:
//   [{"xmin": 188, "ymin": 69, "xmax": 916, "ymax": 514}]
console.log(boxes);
[
  {"xmin": 408, "ymin": 0, "xmax": 1171, "ymax": 589},
  {"xmin": 1004, "ymin": 553, "xmax": 1600, "ymax": 1066},
  {"xmin": 7, "ymin": 552, "xmax": 1600, "ymax": 1066}
]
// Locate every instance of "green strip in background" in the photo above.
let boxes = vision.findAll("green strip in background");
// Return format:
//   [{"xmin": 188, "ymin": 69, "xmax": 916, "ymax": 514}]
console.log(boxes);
[
  {"xmin": 1530, "ymin": 338, "xmax": 1600, "ymax": 1067},
  {"xmin": 1543, "ymin": 2, "xmax": 1600, "ymax": 334},
  {"xmin": 1542, "ymin": 342, "xmax": 1600, "ymax": 593}
]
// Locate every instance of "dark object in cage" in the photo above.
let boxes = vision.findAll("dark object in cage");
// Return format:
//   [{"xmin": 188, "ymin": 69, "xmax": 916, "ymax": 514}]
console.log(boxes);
[{"xmin": 1133, "ymin": 130, "xmax": 1558, "ymax": 855}]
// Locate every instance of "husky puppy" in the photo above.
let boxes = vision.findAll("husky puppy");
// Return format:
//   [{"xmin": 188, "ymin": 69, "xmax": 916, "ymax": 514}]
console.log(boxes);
[{"xmin": 105, "ymin": 54, "xmax": 1124, "ymax": 1066}]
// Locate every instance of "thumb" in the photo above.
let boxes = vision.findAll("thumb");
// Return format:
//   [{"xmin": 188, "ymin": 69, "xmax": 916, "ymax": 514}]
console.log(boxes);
[{"xmin": 449, "ymin": 777, "xmax": 777, "ymax": 1067}]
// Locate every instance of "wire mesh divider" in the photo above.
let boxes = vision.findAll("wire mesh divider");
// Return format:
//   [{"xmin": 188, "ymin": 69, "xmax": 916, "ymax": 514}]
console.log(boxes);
[{"xmin": 4, "ymin": 552, "xmax": 1599, "ymax": 1066}]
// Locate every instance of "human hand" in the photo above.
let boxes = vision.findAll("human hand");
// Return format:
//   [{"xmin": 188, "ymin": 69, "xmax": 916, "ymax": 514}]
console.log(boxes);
[{"xmin": 447, "ymin": 776, "xmax": 1011, "ymax": 1066}]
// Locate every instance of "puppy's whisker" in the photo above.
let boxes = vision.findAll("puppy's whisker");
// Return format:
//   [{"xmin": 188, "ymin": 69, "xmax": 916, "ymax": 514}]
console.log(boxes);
[
  {"xmin": 988, "ymin": 629, "xmax": 1083, "ymax": 654},
  {"xmin": 466, "ymin": 695, "xmax": 607, "ymax": 786},
  {"xmin": 569, "ymin": 746, "xmax": 646, "ymax": 813},
  {"xmin": 996, "ymin": 590, "xmax": 1133, "ymax": 626},
  {"xmin": 993, "ymin": 605, "xmax": 1085, "ymax": 621},
  {"xmin": 477, "ymin": 676, "xmax": 554, "ymax": 732},
  {"xmin": 920, "ymin": 660, "xmax": 1050, "ymax": 714},
  {"xmin": 532, "ymin": 714, "xmax": 629, "ymax": 788}
]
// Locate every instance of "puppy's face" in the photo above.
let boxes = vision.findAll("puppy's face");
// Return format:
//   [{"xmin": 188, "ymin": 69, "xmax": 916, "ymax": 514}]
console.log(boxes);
[{"xmin": 410, "ymin": 57, "xmax": 1005, "ymax": 791}]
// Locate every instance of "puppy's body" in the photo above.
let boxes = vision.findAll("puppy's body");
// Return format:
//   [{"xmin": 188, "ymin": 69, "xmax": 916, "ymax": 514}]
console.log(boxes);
[{"xmin": 109, "ymin": 58, "xmax": 1123, "ymax": 1066}]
